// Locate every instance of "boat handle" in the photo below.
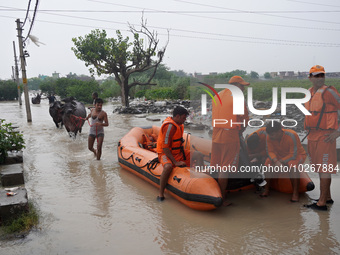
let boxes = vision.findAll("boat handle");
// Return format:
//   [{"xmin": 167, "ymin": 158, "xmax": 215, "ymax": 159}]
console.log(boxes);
[{"xmin": 173, "ymin": 176, "xmax": 182, "ymax": 183}]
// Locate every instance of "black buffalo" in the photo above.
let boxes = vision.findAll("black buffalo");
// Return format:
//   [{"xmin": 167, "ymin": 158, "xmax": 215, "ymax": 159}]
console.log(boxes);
[
  {"xmin": 61, "ymin": 97, "xmax": 87, "ymax": 137},
  {"xmin": 31, "ymin": 93, "xmax": 41, "ymax": 104},
  {"xmin": 49, "ymin": 101, "xmax": 64, "ymax": 128}
]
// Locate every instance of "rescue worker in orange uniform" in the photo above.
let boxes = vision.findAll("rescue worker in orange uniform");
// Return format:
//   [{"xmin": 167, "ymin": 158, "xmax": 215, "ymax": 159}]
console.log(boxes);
[
  {"xmin": 304, "ymin": 65, "xmax": 340, "ymax": 211},
  {"xmin": 246, "ymin": 127, "xmax": 267, "ymax": 165},
  {"xmin": 263, "ymin": 121, "xmax": 306, "ymax": 202},
  {"xmin": 211, "ymin": 76, "xmax": 250, "ymax": 206},
  {"xmin": 156, "ymin": 106, "xmax": 204, "ymax": 201}
]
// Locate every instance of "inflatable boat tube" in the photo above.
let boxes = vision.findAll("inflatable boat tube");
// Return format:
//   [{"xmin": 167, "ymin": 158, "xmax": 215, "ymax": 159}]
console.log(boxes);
[{"xmin": 118, "ymin": 126, "xmax": 223, "ymax": 211}]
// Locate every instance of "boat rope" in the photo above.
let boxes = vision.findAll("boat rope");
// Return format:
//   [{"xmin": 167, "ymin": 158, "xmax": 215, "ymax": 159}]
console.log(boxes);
[{"xmin": 119, "ymin": 146, "xmax": 161, "ymax": 177}]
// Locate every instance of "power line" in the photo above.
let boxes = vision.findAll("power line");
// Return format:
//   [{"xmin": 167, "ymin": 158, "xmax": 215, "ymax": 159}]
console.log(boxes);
[
  {"xmin": 2, "ymin": 7, "xmax": 340, "ymax": 13},
  {"xmin": 2, "ymin": 4, "xmax": 340, "ymax": 31},
  {"xmin": 85, "ymin": 0, "xmax": 340, "ymax": 31},
  {"xmin": 27, "ymin": 11, "xmax": 340, "ymax": 46},
  {"xmin": 285, "ymin": 0, "xmax": 340, "ymax": 8},
  {"xmin": 173, "ymin": 0, "xmax": 340, "ymax": 25},
  {"xmin": 23, "ymin": 0, "xmax": 39, "ymax": 43},
  {"xmin": 2, "ymin": 13, "xmax": 339, "ymax": 47},
  {"xmin": 21, "ymin": 0, "xmax": 31, "ymax": 27}
]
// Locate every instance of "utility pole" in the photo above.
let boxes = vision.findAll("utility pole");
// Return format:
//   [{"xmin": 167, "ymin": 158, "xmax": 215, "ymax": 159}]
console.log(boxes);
[
  {"xmin": 12, "ymin": 41, "xmax": 22, "ymax": 105},
  {"xmin": 16, "ymin": 19, "xmax": 32, "ymax": 122}
]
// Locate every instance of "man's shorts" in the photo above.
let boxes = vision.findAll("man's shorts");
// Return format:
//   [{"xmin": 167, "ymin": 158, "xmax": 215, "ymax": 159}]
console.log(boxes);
[
  {"xmin": 308, "ymin": 139, "xmax": 337, "ymax": 174},
  {"xmin": 89, "ymin": 133, "xmax": 104, "ymax": 138},
  {"xmin": 158, "ymin": 149, "xmax": 191, "ymax": 167}
]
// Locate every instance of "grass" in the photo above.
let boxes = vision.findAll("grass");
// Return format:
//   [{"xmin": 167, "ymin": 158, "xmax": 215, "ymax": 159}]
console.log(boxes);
[
  {"xmin": 249, "ymin": 78, "xmax": 340, "ymax": 101},
  {"xmin": 0, "ymin": 201, "xmax": 39, "ymax": 239}
]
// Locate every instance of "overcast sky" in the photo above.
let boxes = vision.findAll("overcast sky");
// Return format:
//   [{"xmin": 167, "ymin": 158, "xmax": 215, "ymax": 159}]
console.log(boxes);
[{"xmin": 1, "ymin": 0, "xmax": 340, "ymax": 80}]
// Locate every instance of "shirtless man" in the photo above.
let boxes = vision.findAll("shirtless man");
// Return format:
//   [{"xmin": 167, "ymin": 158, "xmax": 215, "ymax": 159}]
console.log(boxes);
[{"xmin": 85, "ymin": 98, "xmax": 109, "ymax": 160}]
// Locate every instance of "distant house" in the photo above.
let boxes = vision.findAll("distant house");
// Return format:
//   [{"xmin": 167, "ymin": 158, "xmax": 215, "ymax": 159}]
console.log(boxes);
[
  {"xmin": 270, "ymin": 72, "xmax": 278, "ymax": 78},
  {"xmin": 52, "ymin": 71, "xmax": 60, "ymax": 79}
]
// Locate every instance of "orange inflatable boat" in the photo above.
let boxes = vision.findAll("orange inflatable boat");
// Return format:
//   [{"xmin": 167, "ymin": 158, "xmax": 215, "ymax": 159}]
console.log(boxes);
[
  {"xmin": 118, "ymin": 126, "xmax": 314, "ymax": 211},
  {"xmin": 118, "ymin": 126, "xmax": 223, "ymax": 211}
]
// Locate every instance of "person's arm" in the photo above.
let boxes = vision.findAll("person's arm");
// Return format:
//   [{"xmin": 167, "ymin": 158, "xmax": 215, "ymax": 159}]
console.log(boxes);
[
  {"xmin": 101, "ymin": 112, "xmax": 109, "ymax": 127},
  {"xmin": 162, "ymin": 147, "xmax": 186, "ymax": 167},
  {"xmin": 85, "ymin": 110, "xmax": 92, "ymax": 121},
  {"xmin": 324, "ymin": 88, "xmax": 340, "ymax": 142}
]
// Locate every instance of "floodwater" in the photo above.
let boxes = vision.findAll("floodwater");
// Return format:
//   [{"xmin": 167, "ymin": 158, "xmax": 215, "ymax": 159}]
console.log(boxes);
[{"xmin": 1, "ymin": 97, "xmax": 340, "ymax": 255}]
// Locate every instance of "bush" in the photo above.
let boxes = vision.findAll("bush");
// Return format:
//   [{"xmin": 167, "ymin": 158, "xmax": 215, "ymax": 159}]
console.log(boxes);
[
  {"xmin": 145, "ymin": 87, "xmax": 178, "ymax": 100},
  {"xmin": 66, "ymin": 79, "xmax": 100, "ymax": 103},
  {"xmin": 39, "ymin": 78, "xmax": 57, "ymax": 96},
  {"xmin": 0, "ymin": 119, "xmax": 25, "ymax": 164},
  {"xmin": 135, "ymin": 89, "xmax": 147, "ymax": 98},
  {"xmin": 100, "ymin": 79, "xmax": 121, "ymax": 98},
  {"xmin": 0, "ymin": 80, "xmax": 20, "ymax": 101}
]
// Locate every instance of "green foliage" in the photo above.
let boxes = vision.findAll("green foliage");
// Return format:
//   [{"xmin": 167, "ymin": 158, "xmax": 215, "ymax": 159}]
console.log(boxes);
[
  {"xmin": 0, "ymin": 119, "xmax": 25, "ymax": 164},
  {"xmin": 27, "ymin": 77, "xmax": 43, "ymax": 90},
  {"xmin": 1, "ymin": 202, "xmax": 39, "ymax": 236},
  {"xmin": 249, "ymin": 78, "xmax": 340, "ymax": 101},
  {"xmin": 0, "ymin": 80, "xmax": 20, "ymax": 101},
  {"xmin": 53, "ymin": 78, "xmax": 100, "ymax": 103},
  {"xmin": 145, "ymin": 87, "xmax": 178, "ymax": 100},
  {"xmin": 135, "ymin": 89, "xmax": 147, "ymax": 98},
  {"xmin": 66, "ymin": 79, "xmax": 100, "ymax": 103},
  {"xmin": 250, "ymin": 71, "xmax": 259, "ymax": 79},
  {"xmin": 72, "ymin": 29, "xmax": 132, "ymax": 76},
  {"xmin": 72, "ymin": 25, "xmax": 167, "ymax": 106},
  {"xmin": 264, "ymin": 72, "xmax": 272, "ymax": 79},
  {"xmin": 39, "ymin": 77, "xmax": 57, "ymax": 96},
  {"xmin": 100, "ymin": 78, "xmax": 121, "ymax": 98},
  {"xmin": 172, "ymin": 77, "xmax": 190, "ymax": 99}
]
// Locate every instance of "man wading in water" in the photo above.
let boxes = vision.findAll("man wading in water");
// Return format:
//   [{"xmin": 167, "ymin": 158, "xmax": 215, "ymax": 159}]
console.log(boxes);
[{"xmin": 85, "ymin": 98, "xmax": 109, "ymax": 160}]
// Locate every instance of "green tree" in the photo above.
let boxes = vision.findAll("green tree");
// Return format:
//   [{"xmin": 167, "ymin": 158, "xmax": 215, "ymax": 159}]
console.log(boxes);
[
  {"xmin": 39, "ymin": 77, "xmax": 57, "ymax": 96},
  {"xmin": 100, "ymin": 78, "xmax": 121, "ymax": 98},
  {"xmin": 0, "ymin": 80, "xmax": 20, "ymax": 101},
  {"xmin": 231, "ymin": 69, "xmax": 247, "ymax": 76},
  {"xmin": 250, "ymin": 71, "xmax": 259, "ymax": 79},
  {"xmin": 27, "ymin": 78, "xmax": 42, "ymax": 90},
  {"xmin": 264, "ymin": 72, "xmax": 271, "ymax": 79},
  {"xmin": 66, "ymin": 79, "xmax": 100, "ymax": 103},
  {"xmin": 72, "ymin": 19, "xmax": 168, "ymax": 107}
]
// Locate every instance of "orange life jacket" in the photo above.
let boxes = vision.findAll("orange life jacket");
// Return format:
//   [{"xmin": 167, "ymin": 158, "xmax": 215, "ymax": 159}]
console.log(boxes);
[
  {"xmin": 142, "ymin": 134, "xmax": 157, "ymax": 152},
  {"xmin": 304, "ymin": 85, "xmax": 338, "ymax": 130},
  {"xmin": 156, "ymin": 117, "xmax": 185, "ymax": 159},
  {"xmin": 212, "ymin": 88, "xmax": 248, "ymax": 130}
]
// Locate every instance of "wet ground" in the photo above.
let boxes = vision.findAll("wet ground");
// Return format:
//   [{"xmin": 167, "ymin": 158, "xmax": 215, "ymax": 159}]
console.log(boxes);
[{"xmin": 0, "ymin": 98, "xmax": 340, "ymax": 254}]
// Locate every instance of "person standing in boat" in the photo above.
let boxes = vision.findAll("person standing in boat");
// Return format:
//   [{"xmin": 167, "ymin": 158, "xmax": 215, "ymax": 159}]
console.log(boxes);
[
  {"xmin": 263, "ymin": 121, "xmax": 306, "ymax": 202},
  {"xmin": 156, "ymin": 106, "xmax": 203, "ymax": 201},
  {"xmin": 211, "ymin": 76, "xmax": 250, "ymax": 206},
  {"xmin": 303, "ymin": 65, "xmax": 340, "ymax": 211},
  {"xmin": 85, "ymin": 98, "xmax": 109, "ymax": 160}
]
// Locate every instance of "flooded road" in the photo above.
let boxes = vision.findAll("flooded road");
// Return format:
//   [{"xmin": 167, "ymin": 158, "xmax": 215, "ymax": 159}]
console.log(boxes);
[{"xmin": 1, "ymin": 98, "xmax": 340, "ymax": 254}]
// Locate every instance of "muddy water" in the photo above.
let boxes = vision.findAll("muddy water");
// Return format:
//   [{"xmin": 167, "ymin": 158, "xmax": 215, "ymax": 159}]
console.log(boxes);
[{"xmin": 1, "ymin": 98, "xmax": 340, "ymax": 254}]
